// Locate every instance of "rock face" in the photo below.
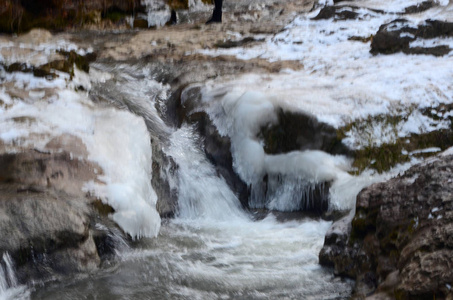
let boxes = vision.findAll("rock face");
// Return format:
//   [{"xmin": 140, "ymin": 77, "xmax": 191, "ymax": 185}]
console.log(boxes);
[
  {"xmin": 320, "ymin": 154, "xmax": 453, "ymax": 299},
  {"xmin": 0, "ymin": 136, "xmax": 122, "ymax": 284}
]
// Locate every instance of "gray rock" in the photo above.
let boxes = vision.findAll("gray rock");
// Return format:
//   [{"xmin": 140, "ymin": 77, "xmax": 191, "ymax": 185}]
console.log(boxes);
[
  {"xmin": 371, "ymin": 19, "xmax": 453, "ymax": 56},
  {"xmin": 320, "ymin": 155, "xmax": 453, "ymax": 299},
  {"xmin": 0, "ymin": 140, "xmax": 122, "ymax": 284}
]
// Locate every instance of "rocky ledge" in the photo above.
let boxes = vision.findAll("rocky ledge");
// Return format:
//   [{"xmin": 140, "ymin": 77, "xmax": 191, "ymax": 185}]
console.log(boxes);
[
  {"xmin": 320, "ymin": 153, "xmax": 453, "ymax": 299},
  {"xmin": 0, "ymin": 135, "xmax": 122, "ymax": 285}
]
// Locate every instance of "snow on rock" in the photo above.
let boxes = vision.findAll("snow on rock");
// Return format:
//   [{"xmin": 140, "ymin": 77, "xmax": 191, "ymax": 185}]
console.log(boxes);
[
  {"xmin": 0, "ymin": 36, "xmax": 161, "ymax": 239},
  {"xmin": 195, "ymin": 0, "xmax": 453, "ymax": 150}
]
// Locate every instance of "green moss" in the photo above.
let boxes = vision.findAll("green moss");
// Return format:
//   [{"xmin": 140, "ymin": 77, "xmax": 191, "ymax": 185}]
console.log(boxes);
[
  {"xmin": 339, "ymin": 110, "xmax": 453, "ymax": 174},
  {"xmin": 394, "ymin": 289, "xmax": 407, "ymax": 300},
  {"xmin": 350, "ymin": 208, "xmax": 378, "ymax": 242},
  {"xmin": 57, "ymin": 50, "xmax": 97, "ymax": 76}
]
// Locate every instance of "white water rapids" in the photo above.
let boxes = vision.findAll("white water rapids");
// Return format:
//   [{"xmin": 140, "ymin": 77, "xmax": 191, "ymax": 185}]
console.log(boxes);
[
  {"xmin": 28, "ymin": 62, "xmax": 354, "ymax": 299},
  {"xmin": 2, "ymin": 0, "xmax": 452, "ymax": 298}
]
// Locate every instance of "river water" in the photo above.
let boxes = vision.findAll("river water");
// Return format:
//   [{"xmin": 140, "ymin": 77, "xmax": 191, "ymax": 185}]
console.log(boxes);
[
  {"xmin": 24, "ymin": 60, "xmax": 354, "ymax": 299},
  {"xmin": 31, "ymin": 218, "xmax": 352, "ymax": 299},
  {"xmin": 2, "ymin": 0, "xmax": 452, "ymax": 298}
]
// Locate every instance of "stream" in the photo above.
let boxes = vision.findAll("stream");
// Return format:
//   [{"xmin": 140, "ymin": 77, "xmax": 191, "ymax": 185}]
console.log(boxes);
[{"xmin": 1, "ymin": 0, "xmax": 452, "ymax": 299}]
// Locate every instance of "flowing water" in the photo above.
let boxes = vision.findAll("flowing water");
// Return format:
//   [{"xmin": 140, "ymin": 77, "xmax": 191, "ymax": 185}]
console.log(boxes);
[
  {"xmin": 24, "ymin": 62, "xmax": 354, "ymax": 299},
  {"xmin": 4, "ymin": 0, "xmax": 450, "ymax": 297},
  {"xmin": 0, "ymin": 253, "xmax": 29, "ymax": 300}
]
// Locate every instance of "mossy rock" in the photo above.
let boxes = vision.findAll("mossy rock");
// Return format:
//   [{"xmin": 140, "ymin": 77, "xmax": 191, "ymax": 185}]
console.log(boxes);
[
  {"xmin": 2, "ymin": 50, "xmax": 96, "ymax": 79},
  {"xmin": 57, "ymin": 50, "xmax": 97, "ymax": 77},
  {"xmin": 339, "ymin": 110, "xmax": 453, "ymax": 174}
]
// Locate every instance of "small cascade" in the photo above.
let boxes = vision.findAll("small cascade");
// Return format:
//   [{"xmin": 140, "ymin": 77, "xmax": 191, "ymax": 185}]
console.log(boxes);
[
  {"xmin": 0, "ymin": 253, "xmax": 28, "ymax": 300},
  {"xmin": 0, "ymin": 253, "xmax": 17, "ymax": 294},
  {"xmin": 262, "ymin": 175, "xmax": 328, "ymax": 212},
  {"xmin": 249, "ymin": 174, "xmax": 330, "ymax": 212},
  {"xmin": 200, "ymin": 88, "xmax": 352, "ymax": 212},
  {"xmin": 167, "ymin": 125, "xmax": 247, "ymax": 221}
]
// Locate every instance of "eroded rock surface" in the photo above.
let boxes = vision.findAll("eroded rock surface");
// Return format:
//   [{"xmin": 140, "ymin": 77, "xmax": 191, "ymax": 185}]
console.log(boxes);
[
  {"xmin": 0, "ymin": 136, "xmax": 121, "ymax": 284},
  {"xmin": 320, "ymin": 154, "xmax": 453, "ymax": 299}
]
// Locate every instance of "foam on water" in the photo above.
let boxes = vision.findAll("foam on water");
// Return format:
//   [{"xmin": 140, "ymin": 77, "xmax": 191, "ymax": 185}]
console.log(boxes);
[{"xmin": 33, "ymin": 213, "xmax": 353, "ymax": 299}]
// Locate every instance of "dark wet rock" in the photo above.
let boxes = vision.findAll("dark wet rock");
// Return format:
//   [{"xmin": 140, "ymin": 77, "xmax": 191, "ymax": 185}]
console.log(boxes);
[
  {"xmin": 259, "ymin": 108, "xmax": 351, "ymax": 156},
  {"xmin": 320, "ymin": 154, "xmax": 453, "ymax": 299},
  {"xmin": 371, "ymin": 19, "xmax": 453, "ymax": 56},
  {"xmin": 153, "ymin": 143, "xmax": 179, "ymax": 218},
  {"xmin": 370, "ymin": 19, "xmax": 417, "ymax": 55},
  {"xmin": 417, "ymin": 19, "xmax": 453, "ymax": 39},
  {"xmin": 405, "ymin": 45, "xmax": 451, "ymax": 57},
  {"xmin": 404, "ymin": 1, "xmax": 435, "ymax": 14},
  {"xmin": 312, "ymin": 6, "xmax": 359, "ymax": 21}
]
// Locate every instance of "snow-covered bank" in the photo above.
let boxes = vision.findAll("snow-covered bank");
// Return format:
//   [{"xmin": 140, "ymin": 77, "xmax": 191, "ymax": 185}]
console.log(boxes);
[
  {"xmin": 0, "ymin": 35, "xmax": 161, "ymax": 239},
  {"xmin": 196, "ymin": 0, "xmax": 453, "ymax": 150}
]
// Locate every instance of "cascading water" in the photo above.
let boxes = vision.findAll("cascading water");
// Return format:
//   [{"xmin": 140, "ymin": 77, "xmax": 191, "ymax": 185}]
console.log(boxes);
[
  {"xmin": 30, "ymin": 62, "xmax": 355, "ymax": 299},
  {"xmin": 0, "ymin": 253, "xmax": 29, "ymax": 300},
  {"xmin": 167, "ymin": 125, "xmax": 247, "ymax": 221}
]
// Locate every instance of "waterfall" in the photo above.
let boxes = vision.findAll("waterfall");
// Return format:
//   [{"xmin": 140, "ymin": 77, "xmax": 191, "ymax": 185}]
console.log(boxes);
[
  {"xmin": 199, "ymin": 88, "xmax": 353, "ymax": 211},
  {"xmin": 167, "ymin": 125, "xmax": 247, "ymax": 221},
  {"xmin": 0, "ymin": 253, "xmax": 17, "ymax": 293},
  {"xmin": 28, "ymin": 61, "xmax": 356, "ymax": 299},
  {"xmin": 0, "ymin": 253, "xmax": 28, "ymax": 300}
]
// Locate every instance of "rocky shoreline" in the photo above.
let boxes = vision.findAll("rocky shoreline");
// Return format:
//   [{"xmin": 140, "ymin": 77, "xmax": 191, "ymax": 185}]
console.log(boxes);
[{"xmin": 320, "ymin": 153, "xmax": 453, "ymax": 299}]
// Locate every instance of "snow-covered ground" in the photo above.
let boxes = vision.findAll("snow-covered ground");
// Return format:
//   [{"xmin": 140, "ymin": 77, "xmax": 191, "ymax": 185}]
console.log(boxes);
[{"xmin": 197, "ymin": 0, "xmax": 453, "ymax": 150}]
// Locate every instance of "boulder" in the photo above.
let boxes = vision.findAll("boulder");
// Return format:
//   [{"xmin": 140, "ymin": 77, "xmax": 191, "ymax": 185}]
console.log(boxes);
[
  {"xmin": 320, "ymin": 154, "xmax": 453, "ymax": 299},
  {"xmin": 0, "ymin": 184, "xmax": 99, "ymax": 282},
  {"xmin": 0, "ymin": 135, "xmax": 123, "ymax": 284},
  {"xmin": 259, "ymin": 108, "xmax": 350, "ymax": 156},
  {"xmin": 371, "ymin": 19, "xmax": 453, "ymax": 56}
]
